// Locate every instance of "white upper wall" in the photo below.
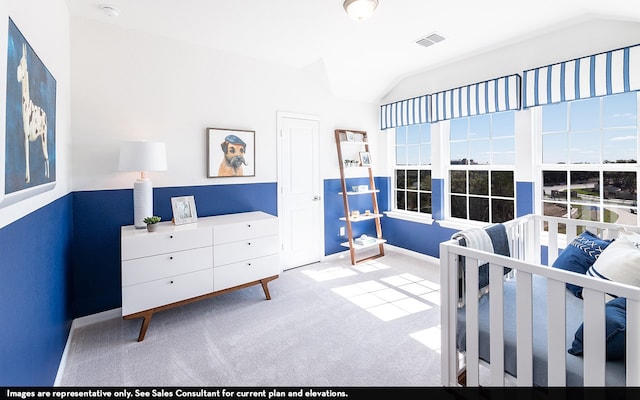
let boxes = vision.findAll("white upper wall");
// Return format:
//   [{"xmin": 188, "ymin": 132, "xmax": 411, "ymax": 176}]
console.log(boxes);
[
  {"xmin": 0, "ymin": 0, "xmax": 72, "ymax": 229},
  {"xmin": 69, "ymin": 18, "xmax": 382, "ymax": 192},
  {"xmin": 383, "ymin": 16, "xmax": 640, "ymax": 104}
]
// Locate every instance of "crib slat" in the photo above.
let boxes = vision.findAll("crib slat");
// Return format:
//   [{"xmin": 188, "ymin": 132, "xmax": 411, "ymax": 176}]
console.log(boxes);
[
  {"xmin": 516, "ymin": 271, "xmax": 533, "ymax": 386},
  {"xmin": 628, "ymin": 299, "xmax": 640, "ymax": 385},
  {"xmin": 465, "ymin": 256, "xmax": 480, "ymax": 386},
  {"xmin": 489, "ymin": 263, "xmax": 505, "ymax": 386},
  {"xmin": 547, "ymin": 220, "xmax": 559, "ymax": 266},
  {"xmin": 529, "ymin": 216, "xmax": 539, "ymax": 264},
  {"xmin": 566, "ymin": 221, "xmax": 577, "ymax": 244},
  {"xmin": 582, "ymin": 288, "xmax": 606, "ymax": 386},
  {"xmin": 546, "ymin": 279, "xmax": 566, "ymax": 386},
  {"xmin": 439, "ymin": 244, "xmax": 456, "ymax": 386}
]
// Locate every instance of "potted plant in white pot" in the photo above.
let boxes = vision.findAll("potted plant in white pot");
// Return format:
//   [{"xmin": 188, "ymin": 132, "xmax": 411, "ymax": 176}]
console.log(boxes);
[{"xmin": 143, "ymin": 216, "xmax": 161, "ymax": 232}]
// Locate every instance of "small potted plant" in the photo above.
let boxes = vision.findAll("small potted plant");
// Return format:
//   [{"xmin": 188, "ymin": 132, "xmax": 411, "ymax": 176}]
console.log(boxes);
[{"xmin": 143, "ymin": 216, "xmax": 161, "ymax": 232}]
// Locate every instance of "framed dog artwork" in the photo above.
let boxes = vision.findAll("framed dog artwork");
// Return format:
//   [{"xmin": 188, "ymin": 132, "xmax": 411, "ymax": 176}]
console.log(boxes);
[{"xmin": 207, "ymin": 127, "xmax": 255, "ymax": 178}]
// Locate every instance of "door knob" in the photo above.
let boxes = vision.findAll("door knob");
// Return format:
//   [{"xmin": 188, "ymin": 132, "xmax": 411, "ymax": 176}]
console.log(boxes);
[{"xmin": 312, "ymin": 195, "xmax": 321, "ymax": 201}]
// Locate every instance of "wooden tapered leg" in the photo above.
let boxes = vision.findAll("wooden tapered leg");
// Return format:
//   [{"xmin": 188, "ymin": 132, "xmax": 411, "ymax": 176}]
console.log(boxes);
[
  {"xmin": 137, "ymin": 312, "xmax": 154, "ymax": 342},
  {"xmin": 260, "ymin": 276, "xmax": 278, "ymax": 300}
]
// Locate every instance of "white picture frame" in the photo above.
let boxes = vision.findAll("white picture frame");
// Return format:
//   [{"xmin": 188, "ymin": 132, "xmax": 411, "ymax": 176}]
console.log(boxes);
[
  {"xmin": 345, "ymin": 131, "xmax": 355, "ymax": 142},
  {"xmin": 171, "ymin": 195, "xmax": 198, "ymax": 225},
  {"xmin": 359, "ymin": 151, "xmax": 371, "ymax": 167}
]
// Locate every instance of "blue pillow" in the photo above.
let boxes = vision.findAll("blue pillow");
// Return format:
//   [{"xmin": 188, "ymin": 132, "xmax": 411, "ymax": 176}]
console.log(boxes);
[
  {"xmin": 568, "ymin": 297, "xmax": 626, "ymax": 361},
  {"xmin": 551, "ymin": 230, "xmax": 611, "ymax": 298}
]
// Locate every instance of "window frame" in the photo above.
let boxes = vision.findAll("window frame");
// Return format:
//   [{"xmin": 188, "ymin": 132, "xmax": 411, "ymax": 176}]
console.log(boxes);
[
  {"xmin": 390, "ymin": 124, "xmax": 433, "ymax": 221},
  {"xmin": 534, "ymin": 91, "xmax": 640, "ymax": 226},
  {"xmin": 445, "ymin": 110, "xmax": 517, "ymax": 225}
]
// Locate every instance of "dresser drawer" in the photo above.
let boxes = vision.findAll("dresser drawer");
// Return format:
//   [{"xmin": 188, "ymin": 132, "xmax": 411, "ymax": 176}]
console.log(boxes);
[
  {"xmin": 122, "ymin": 268, "xmax": 213, "ymax": 316},
  {"xmin": 213, "ymin": 254, "xmax": 280, "ymax": 291},
  {"xmin": 212, "ymin": 217, "xmax": 278, "ymax": 245},
  {"xmin": 122, "ymin": 246, "xmax": 213, "ymax": 286},
  {"xmin": 122, "ymin": 226, "xmax": 212, "ymax": 260},
  {"xmin": 213, "ymin": 235, "xmax": 278, "ymax": 267}
]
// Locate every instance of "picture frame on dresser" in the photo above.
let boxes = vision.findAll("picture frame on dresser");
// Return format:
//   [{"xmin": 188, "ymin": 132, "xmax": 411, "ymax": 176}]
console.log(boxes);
[{"xmin": 171, "ymin": 195, "xmax": 198, "ymax": 225}]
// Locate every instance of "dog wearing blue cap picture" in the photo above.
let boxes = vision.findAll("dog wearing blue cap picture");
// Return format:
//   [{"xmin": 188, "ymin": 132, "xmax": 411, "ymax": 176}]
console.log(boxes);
[{"xmin": 218, "ymin": 134, "xmax": 248, "ymax": 176}]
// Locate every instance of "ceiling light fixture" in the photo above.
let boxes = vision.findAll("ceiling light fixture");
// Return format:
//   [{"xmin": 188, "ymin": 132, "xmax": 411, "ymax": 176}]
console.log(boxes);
[
  {"xmin": 100, "ymin": 5, "xmax": 121, "ymax": 17},
  {"xmin": 343, "ymin": 0, "xmax": 378, "ymax": 21}
]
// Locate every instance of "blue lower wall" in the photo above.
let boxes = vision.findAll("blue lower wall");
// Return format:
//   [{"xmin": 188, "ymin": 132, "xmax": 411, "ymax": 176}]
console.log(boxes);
[
  {"xmin": 323, "ymin": 177, "xmax": 389, "ymax": 255},
  {"xmin": 0, "ymin": 194, "xmax": 73, "ymax": 386},
  {"xmin": 324, "ymin": 178, "xmax": 536, "ymax": 259},
  {"xmin": 323, "ymin": 176, "xmax": 453, "ymax": 258},
  {"xmin": 384, "ymin": 219, "xmax": 457, "ymax": 258},
  {"xmin": 432, "ymin": 178, "xmax": 445, "ymax": 221},
  {"xmin": 517, "ymin": 181, "xmax": 535, "ymax": 217}
]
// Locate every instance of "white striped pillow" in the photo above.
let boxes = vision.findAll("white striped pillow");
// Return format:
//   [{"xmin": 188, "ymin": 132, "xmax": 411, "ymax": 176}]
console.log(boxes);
[{"xmin": 586, "ymin": 231, "xmax": 640, "ymax": 287}]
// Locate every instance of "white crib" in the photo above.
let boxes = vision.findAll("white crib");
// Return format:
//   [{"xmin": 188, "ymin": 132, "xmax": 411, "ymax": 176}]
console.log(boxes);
[{"xmin": 440, "ymin": 214, "xmax": 640, "ymax": 386}]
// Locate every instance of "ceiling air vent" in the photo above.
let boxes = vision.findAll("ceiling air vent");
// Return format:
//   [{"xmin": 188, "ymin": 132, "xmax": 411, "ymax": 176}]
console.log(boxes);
[{"xmin": 416, "ymin": 32, "xmax": 445, "ymax": 48}]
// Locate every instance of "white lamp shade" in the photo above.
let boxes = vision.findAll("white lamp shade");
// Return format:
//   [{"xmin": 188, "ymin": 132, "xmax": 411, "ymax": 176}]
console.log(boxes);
[
  {"xmin": 119, "ymin": 141, "xmax": 168, "ymax": 172},
  {"xmin": 343, "ymin": 0, "xmax": 378, "ymax": 20}
]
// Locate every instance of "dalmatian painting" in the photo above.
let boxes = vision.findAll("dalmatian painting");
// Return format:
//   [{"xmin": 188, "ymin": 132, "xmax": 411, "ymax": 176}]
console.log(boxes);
[
  {"xmin": 4, "ymin": 18, "xmax": 56, "ymax": 197},
  {"xmin": 207, "ymin": 128, "xmax": 255, "ymax": 178}
]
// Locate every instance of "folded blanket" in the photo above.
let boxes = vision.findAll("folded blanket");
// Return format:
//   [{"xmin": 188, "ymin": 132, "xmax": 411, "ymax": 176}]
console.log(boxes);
[
  {"xmin": 452, "ymin": 223, "xmax": 511, "ymax": 306},
  {"xmin": 452, "ymin": 223, "xmax": 511, "ymax": 258}
]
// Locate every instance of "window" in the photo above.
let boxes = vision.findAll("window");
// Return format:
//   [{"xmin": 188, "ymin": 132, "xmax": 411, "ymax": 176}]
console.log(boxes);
[
  {"xmin": 448, "ymin": 111, "xmax": 516, "ymax": 223},
  {"xmin": 540, "ymin": 92, "xmax": 639, "ymax": 225},
  {"xmin": 394, "ymin": 124, "xmax": 431, "ymax": 214}
]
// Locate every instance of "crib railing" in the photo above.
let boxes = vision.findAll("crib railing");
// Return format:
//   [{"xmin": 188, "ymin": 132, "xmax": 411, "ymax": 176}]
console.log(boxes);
[{"xmin": 440, "ymin": 214, "xmax": 640, "ymax": 387}]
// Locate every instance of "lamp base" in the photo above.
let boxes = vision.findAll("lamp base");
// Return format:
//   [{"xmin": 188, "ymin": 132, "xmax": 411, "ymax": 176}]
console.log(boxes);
[{"xmin": 133, "ymin": 178, "xmax": 153, "ymax": 229}]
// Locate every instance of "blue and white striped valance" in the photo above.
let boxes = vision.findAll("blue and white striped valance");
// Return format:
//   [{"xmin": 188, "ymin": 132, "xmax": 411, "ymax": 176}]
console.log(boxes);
[
  {"xmin": 380, "ymin": 94, "xmax": 430, "ymax": 130},
  {"xmin": 431, "ymin": 74, "xmax": 521, "ymax": 123},
  {"xmin": 523, "ymin": 44, "xmax": 640, "ymax": 108}
]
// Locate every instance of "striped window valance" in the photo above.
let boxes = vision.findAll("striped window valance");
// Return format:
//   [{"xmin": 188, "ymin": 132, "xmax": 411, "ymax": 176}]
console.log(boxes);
[
  {"xmin": 380, "ymin": 94, "xmax": 430, "ymax": 130},
  {"xmin": 431, "ymin": 74, "xmax": 521, "ymax": 123},
  {"xmin": 523, "ymin": 43, "xmax": 640, "ymax": 108}
]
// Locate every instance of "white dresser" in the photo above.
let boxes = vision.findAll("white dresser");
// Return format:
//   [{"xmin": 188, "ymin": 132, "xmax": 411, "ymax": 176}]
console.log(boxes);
[{"xmin": 121, "ymin": 211, "xmax": 280, "ymax": 341}]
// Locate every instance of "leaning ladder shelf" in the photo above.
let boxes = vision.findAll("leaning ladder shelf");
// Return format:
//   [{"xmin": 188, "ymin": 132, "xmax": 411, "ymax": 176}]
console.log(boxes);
[{"xmin": 334, "ymin": 129, "xmax": 385, "ymax": 265}]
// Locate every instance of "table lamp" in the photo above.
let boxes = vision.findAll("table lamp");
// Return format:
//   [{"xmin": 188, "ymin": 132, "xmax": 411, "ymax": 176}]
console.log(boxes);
[{"xmin": 119, "ymin": 141, "xmax": 167, "ymax": 228}]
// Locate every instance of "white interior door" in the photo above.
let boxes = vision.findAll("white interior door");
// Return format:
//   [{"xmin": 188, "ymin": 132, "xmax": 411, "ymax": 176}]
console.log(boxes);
[{"xmin": 277, "ymin": 112, "xmax": 322, "ymax": 270}]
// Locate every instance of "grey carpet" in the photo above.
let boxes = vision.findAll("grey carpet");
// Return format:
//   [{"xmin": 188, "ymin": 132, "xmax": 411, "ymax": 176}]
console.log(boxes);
[{"xmin": 58, "ymin": 249, "xmax": 443, "ymax": 386}]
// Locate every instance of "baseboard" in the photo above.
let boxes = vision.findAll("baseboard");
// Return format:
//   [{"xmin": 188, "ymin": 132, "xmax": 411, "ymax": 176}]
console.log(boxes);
[
  {"xmin": 71, "ymin": 307, "xmax": 122, "ymax": 329},
  {"xmin": 385, "ymin": 244, "xmax": 439, "ymax": 265},
  {"xmin": 322, "ymin": 244, "xmax": 438, "ymax": 265},
  {"xmin": 54, "ymin": 308, "xmax": 122, "ymax": 386}
]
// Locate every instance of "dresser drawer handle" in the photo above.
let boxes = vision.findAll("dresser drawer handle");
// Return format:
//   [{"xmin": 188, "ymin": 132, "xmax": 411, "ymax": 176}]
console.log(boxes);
[
  {"xmin": 247, "ymin": 224, "xmax": 251, "ymax": 228},
  {"xmin": 247, "ymin": 262, "xmax": 252, "ymax": 267},
  {"xmin": 169, "ymin": 256, "xmax": 174, "ymax": 260},
  {"xmin": 170, "ymin": 280, "xmax": 174, "ymax": 284},
  {"xmin": 169, "ymin": 235, "xmax": 174, "ymax": 239},
  {"xmin": 247, "ymin": 242, "xmax": 251, "ymax": 246}
]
